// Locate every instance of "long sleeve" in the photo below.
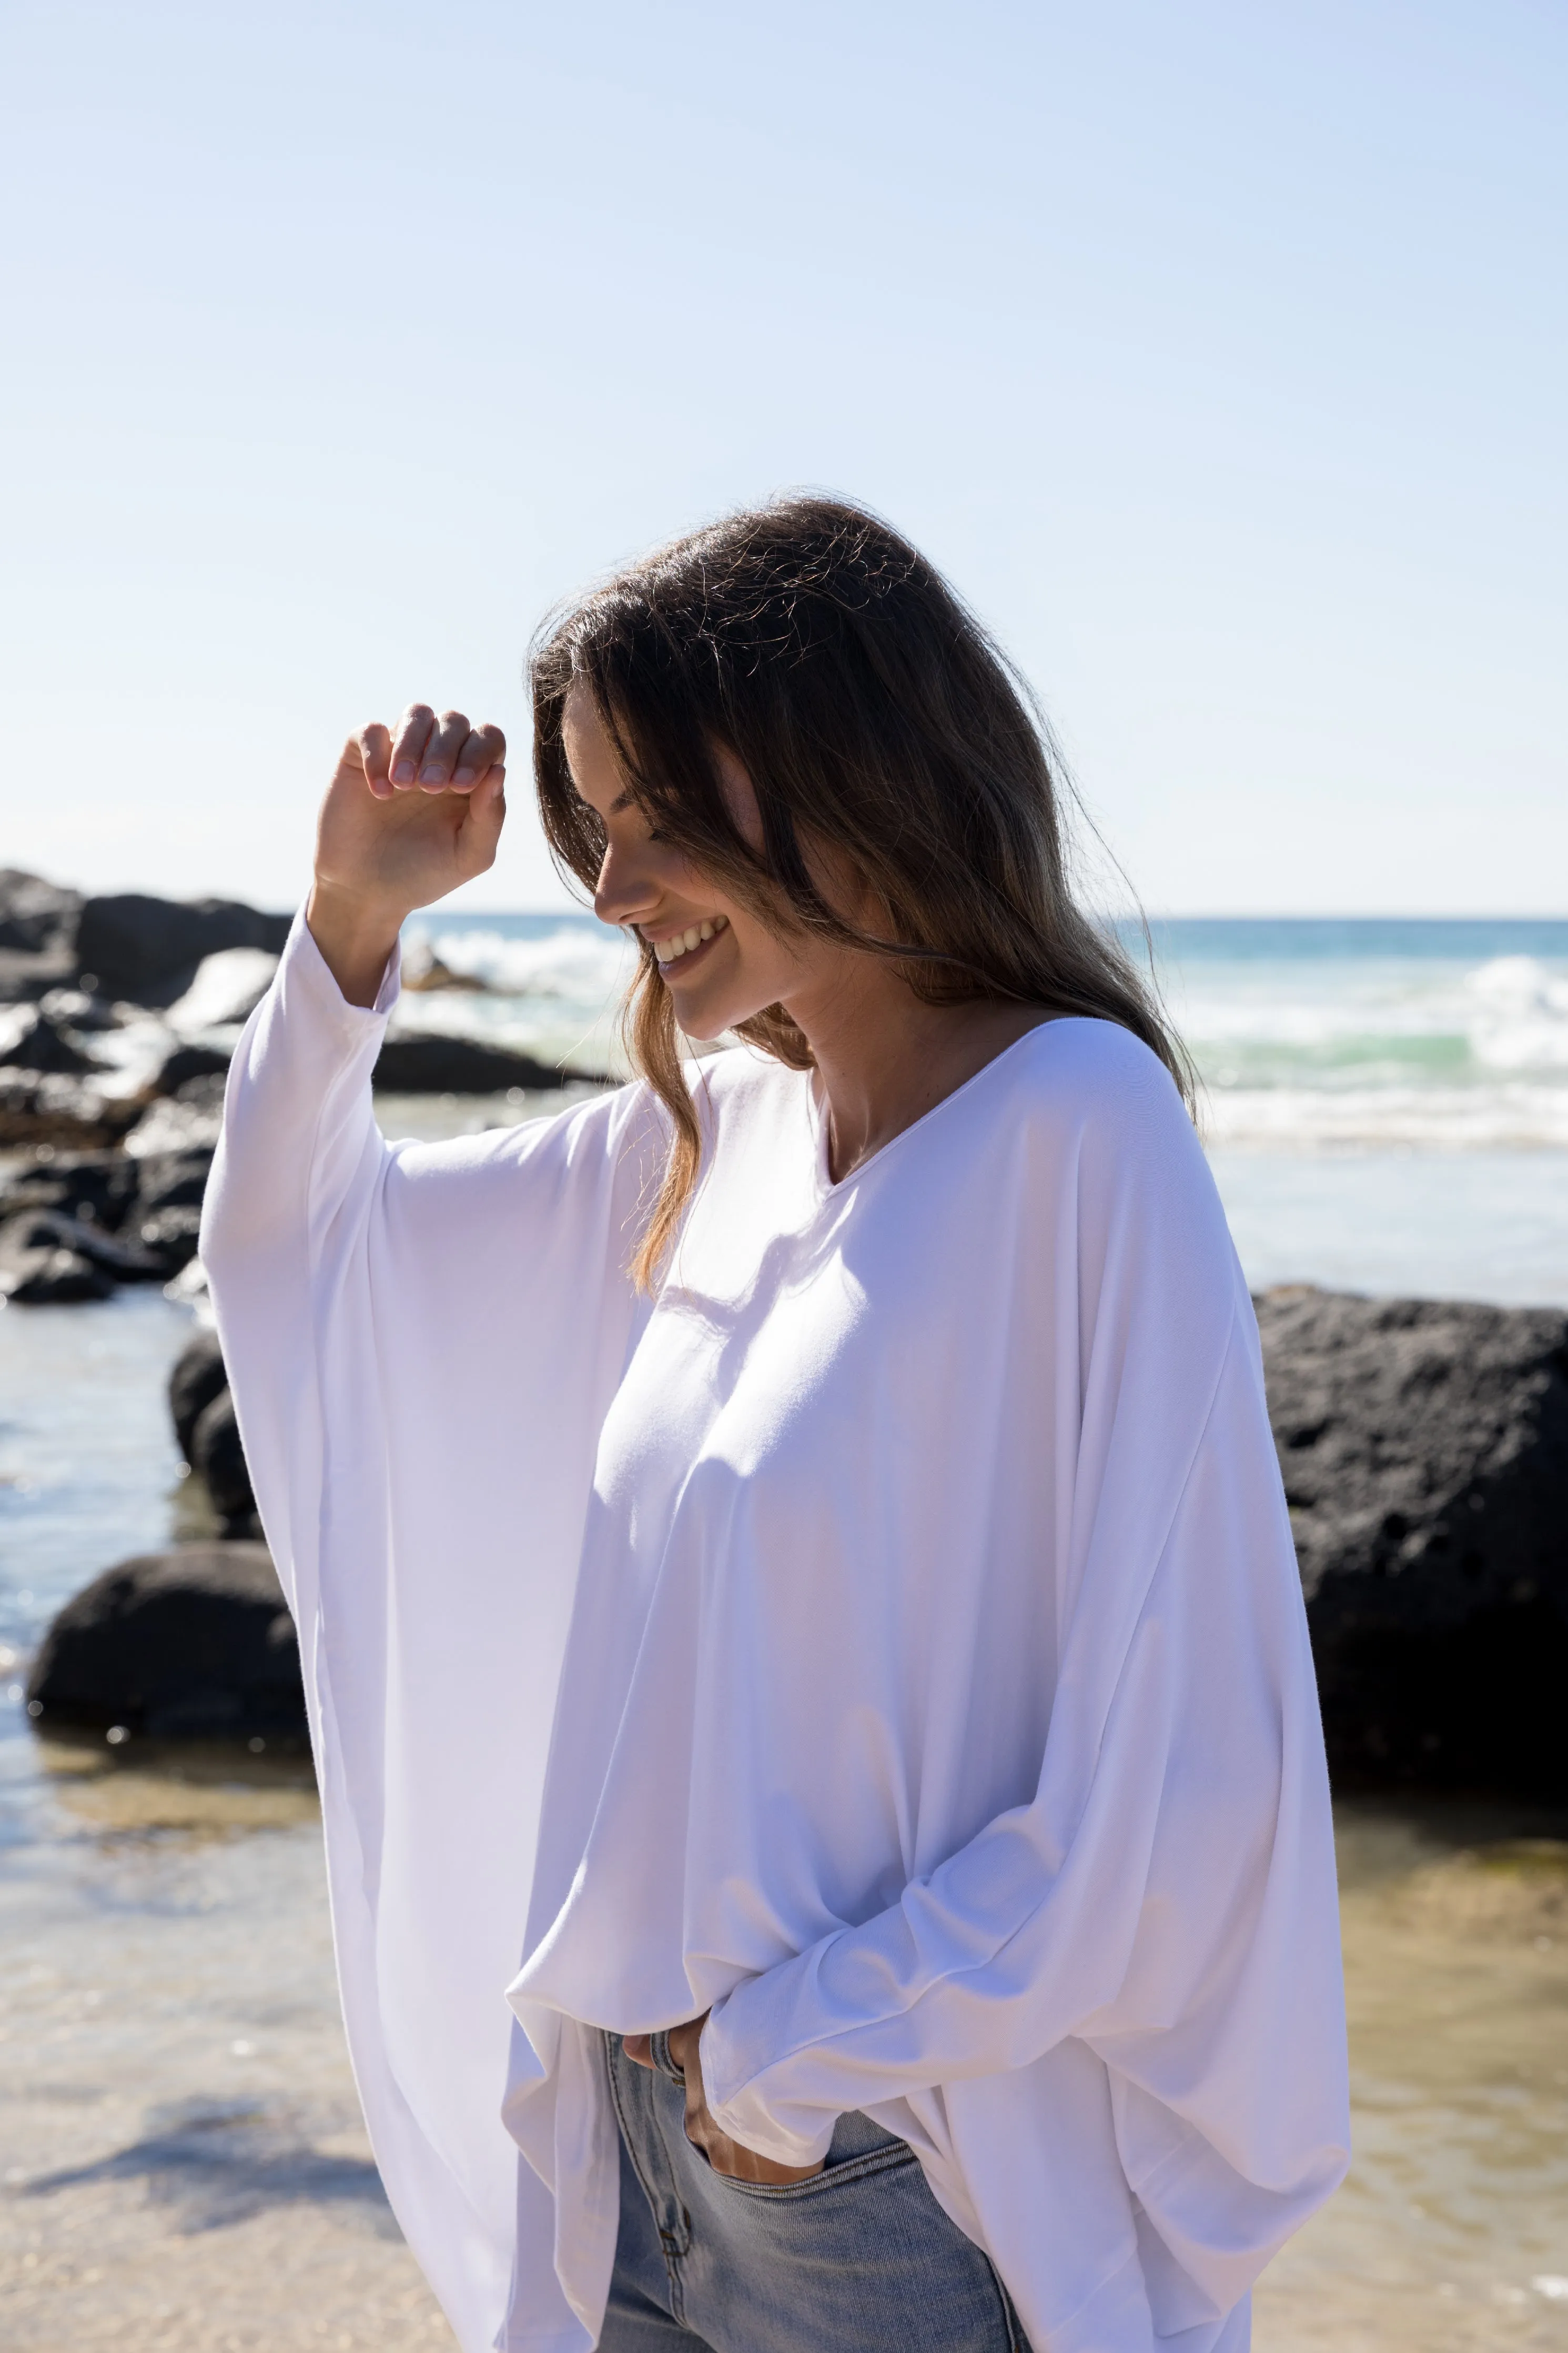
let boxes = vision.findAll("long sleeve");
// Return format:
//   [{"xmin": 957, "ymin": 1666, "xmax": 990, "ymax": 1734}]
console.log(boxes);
[
  {"xmin": 698, "ymin": 1064, "xmax": 1349, "ymax": 2340},
  {"xmin": 202, "ymin": 913, "xmax": 660, "ymax": 2353}
]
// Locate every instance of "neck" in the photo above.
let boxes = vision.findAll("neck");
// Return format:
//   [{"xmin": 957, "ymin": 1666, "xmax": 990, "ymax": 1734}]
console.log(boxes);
[{"xmin": 781, "ymin": 950, "xmax": 1053, "ymax": 1184}]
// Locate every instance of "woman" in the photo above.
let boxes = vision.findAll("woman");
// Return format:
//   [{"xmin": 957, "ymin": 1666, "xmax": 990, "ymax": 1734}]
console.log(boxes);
[{"xmin": 203, "ymin": 498, "xmax": 1349, "ymax": 2353}]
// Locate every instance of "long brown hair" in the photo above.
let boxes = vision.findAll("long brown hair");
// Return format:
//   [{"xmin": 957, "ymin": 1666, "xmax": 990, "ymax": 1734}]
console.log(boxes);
[{"xmin": 531, "ymin": 495, "xmax": 1195, "ymax": 1287}]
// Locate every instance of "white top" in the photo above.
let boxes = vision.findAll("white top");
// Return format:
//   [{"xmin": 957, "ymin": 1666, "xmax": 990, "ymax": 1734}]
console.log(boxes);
[{"xmin": 203, "ymin": 915, "xmax": 1349, "ymax": 2353}]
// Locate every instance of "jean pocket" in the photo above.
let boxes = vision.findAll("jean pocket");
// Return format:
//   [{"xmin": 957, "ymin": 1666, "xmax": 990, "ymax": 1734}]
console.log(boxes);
[{"xmin": 708, "ymin": 2138, "xmax": 919, "ymax": 2201}]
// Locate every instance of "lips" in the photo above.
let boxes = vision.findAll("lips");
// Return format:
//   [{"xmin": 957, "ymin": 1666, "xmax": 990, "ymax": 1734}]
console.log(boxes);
[{"xmin": 650, "ymin": 914, "xmax": 728, "ymax": 969}]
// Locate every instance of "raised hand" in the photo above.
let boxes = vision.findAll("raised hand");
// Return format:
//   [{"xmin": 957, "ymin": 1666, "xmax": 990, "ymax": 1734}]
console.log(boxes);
[{"xmin": 307, "ymin": 704, "xmax": 507, "ymax": 1006}]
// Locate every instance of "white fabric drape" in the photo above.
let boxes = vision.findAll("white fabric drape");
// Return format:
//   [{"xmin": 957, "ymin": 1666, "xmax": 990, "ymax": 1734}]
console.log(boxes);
[{"xmin": 204, "ymin": 915, "xmax": 1348, "ymax": 2353}]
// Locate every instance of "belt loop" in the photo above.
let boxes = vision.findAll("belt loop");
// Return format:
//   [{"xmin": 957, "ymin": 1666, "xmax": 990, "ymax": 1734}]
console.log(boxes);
[{"xmin": 651, "ymin": 2028, "xmax": 687, "ymax": 2084}]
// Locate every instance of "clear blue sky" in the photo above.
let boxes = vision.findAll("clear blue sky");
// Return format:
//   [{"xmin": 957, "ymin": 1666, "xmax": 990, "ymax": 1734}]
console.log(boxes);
[{"xmin": 4, "ymin": 0, "xmax": 1564, "ymax": 914}]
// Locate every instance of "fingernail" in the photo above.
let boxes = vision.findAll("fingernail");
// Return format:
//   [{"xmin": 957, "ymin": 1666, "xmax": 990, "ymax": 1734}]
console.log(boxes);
[
  {"xmin": 452, "ymin": 767, "xmax": 476, "ymax": 789},
  {"xmin": 418, "ymin": 766, "xmax": 446, "ymax": 787},
  {"xmin": 391, "ymin": 760, "xmax": 414, "ymax": 785}
]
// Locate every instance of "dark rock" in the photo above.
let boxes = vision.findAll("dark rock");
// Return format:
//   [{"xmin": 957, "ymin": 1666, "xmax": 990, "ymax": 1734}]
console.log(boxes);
[
  {"xmin": 149, "ymin": 1040, "xmax": 232, "ymax": 1097},
  {"xmin": 372, "ymin": 1032, "xmax": 586, "ymax": 1093},
  {"xmin": 0, "ymin": 869, "xmax": 80, "ymax": 956},
  {"xmin": 0, "ymin": 947, "xmax": 77, "ymax": 1001},
  {"xmin": 191, "ymin": 1388, "xmax": 258, "ymax": 1532},
  {"xmin": 1257, "ymin": 1288, "xmax": 1568, "ymax": 1799},
  {"xmin": 401, "ymin": 942, "xmax": 487, "ymax": 992},
  {"xmin": 24, "ymin": 1542, "xmax": 304, "ymax": 1744},
  {"xmin": 169, "ymin": 1329, "xmax": 228, "ymax": 1463},
  {"xmin": 0, "ymin": 1208, "xmax": 163, "ymax": 1296},
  {"xmin": 0, "ymin": 1002, "xmax": 99, "ymax": 1075},
  {"xmin": 0, "ymin": 1221, "xmax": 116, "ymax": 1302},
  {"xmin": 74, "ymin": 894, "xmax": 291, "ymax": 1008},
  {"xmin": 0, "ymin": 1149, "xmax": 140, "ymax": 1232},
  {"xmin": 0, "ymin": 1069, "xmax": 139, "ymax": 1150},
  {"xmin": 134, "ymin": 1202, "xmax": 204, "ymax": 1274},
  {"xmin": 134, "ymin": 1144, "xmax": 214, "ymax": 1218}
]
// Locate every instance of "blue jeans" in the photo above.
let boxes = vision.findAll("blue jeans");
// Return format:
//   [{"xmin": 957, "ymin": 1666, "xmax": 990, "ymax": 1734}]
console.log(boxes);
[{"xmin": 600, "ymin": 2031, "xmax": 1031, "ymax": 2352}]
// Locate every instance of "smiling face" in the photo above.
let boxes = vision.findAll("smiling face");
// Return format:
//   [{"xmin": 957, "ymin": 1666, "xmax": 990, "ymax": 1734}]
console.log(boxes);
[{"xmin": 563, "ymin": 684, "xmax": 828, "ymax": 1042}]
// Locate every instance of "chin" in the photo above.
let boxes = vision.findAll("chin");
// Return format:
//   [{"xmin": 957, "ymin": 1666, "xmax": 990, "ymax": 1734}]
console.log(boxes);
[{"xmin": 669, "ymin": 1001, "xmax": 733, "ymax": 1044}]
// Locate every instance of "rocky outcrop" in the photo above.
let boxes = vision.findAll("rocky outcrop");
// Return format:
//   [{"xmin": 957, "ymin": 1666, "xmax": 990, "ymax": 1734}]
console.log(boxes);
[
  {"xmin": 372, "ymin": 1031, "xmax": 589, "ymax": 1093},
  {"xmin": 0, "ymin": 1216, "xmax": 118, "ymax": 1302},
  {"xmin": 0, "ymin": 1069, "xmax": 140, "ymax": 1150},
  {"xmin": 0, "ymin": 1206, "xmax": 169, "ymax": 1301},
  {"xmin": 0, "ymin": 869, "xmax": 82, "ymax": 954},
  {"xmin": 0, "ymin": 1002, "xmax": 97, "ymax": 1075},
  {"xmin": 73, "ymin": 894, "xmax": 292, "ymax": 1006},
  {"xmin": 0, "ymin": 1139, "xmax": 216, "ymax": 1291},
  {"xmin": 1256, "ymin": 1288, "xmax": 1568, "ymax": 1799},
  {"xmin": 0, "ymin": 873, "xmax": 291, "ymax": 1005},
  {"xmin": 0, "ymin": 1148, "xmax": 141, "ymax": 1229},
  {"xmin": 24, "ymin": 1543, "xmax": 305, "ymax": 1744},
  {"xmin": 0, "ymin": 870, "xmax": 81, "ymax": 999}
]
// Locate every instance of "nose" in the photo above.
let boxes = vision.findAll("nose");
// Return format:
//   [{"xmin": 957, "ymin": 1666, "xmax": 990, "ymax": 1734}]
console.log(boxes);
[{"xmin": 592, "ymin": 837, "xmax": 661, "ymax": 931}]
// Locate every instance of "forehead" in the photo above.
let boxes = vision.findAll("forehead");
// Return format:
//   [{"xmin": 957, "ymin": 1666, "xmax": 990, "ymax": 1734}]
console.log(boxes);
[{"xmin": 561, "ymin": 683, "xmax": 636, "ymax": 816}]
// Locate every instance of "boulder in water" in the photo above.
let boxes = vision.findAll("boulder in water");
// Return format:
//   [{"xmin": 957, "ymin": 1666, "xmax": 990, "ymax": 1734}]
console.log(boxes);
[
  {"xmin": 0, "ymin": 1207, "xmax": 163, "ymax": 1300},
  {"xmin": 372, "ymin": 1031, "xmax": 589, "ymax": 1093},
  {"xmin": 0, "ymin": 1214, "xmax": 117, "ymax": 1303},
  {"xmin": 191, "ymin": 1387, "xmax": 259, "ymax": 1533},
  {"xmin": 1257, "ymin": 1288, "xmax": 1568, "ymax": 1798},
  {"xmin": 0, "ymin": 1148, "xmax": 141, "ymax": 1232},
  {"xmin": 147, "ymin": 1039, "xmax": 233, "ymax": 1098},
  {"xmin": 24, "ymin": 1542, "xmax": 305, "ymax": 1744},
  {"xmin": 169, "ymin": 1328, "xmax": 228, "ymax": 1463}
]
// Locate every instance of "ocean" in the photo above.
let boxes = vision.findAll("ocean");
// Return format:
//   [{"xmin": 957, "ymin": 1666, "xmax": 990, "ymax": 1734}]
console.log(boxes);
[
  {"xmin": 3, "ymin": 914, "xmax": 1566, "ymax": 2346},
  {"xmin": 398, "ymin": 910, "xmax": 1568, "ymax": 1305}
]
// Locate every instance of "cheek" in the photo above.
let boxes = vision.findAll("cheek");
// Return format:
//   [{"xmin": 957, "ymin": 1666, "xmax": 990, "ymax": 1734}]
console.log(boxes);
[{"xmin": 718, "ymin": 913, "xmax": 805, "ymax": 1002}]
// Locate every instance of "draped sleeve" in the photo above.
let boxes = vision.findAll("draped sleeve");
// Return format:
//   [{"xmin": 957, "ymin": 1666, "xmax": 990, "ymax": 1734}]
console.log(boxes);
[{"xmin": 201, "ymin": 912, "xmax": 659, "ymax": 2353}]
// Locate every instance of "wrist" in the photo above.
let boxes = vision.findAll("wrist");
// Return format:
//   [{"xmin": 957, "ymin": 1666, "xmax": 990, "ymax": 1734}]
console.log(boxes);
[{"xmin": 306, "ymin": 880, "xmax": 404, "ymax": 1010}]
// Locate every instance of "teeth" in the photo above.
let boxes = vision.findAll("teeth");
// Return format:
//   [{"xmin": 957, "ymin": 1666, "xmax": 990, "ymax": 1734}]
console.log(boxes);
[{"xmin": 654, "ymin": 914, "xmax": 726, "ymax": 966}]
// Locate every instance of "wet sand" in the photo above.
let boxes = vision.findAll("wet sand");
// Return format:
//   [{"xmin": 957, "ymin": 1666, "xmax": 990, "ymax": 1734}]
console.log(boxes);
[
  {"xmin": 2, "ymin": 1749, "xmax": 1564, "ymax": 2351},
  {"xmin": 1256, "ymin": 1802, "xmax": 1568, "ymax": 2350},
  {"xmin": 0, "ymin": 1749, "xmax": 456, "ymax": 2350}
]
